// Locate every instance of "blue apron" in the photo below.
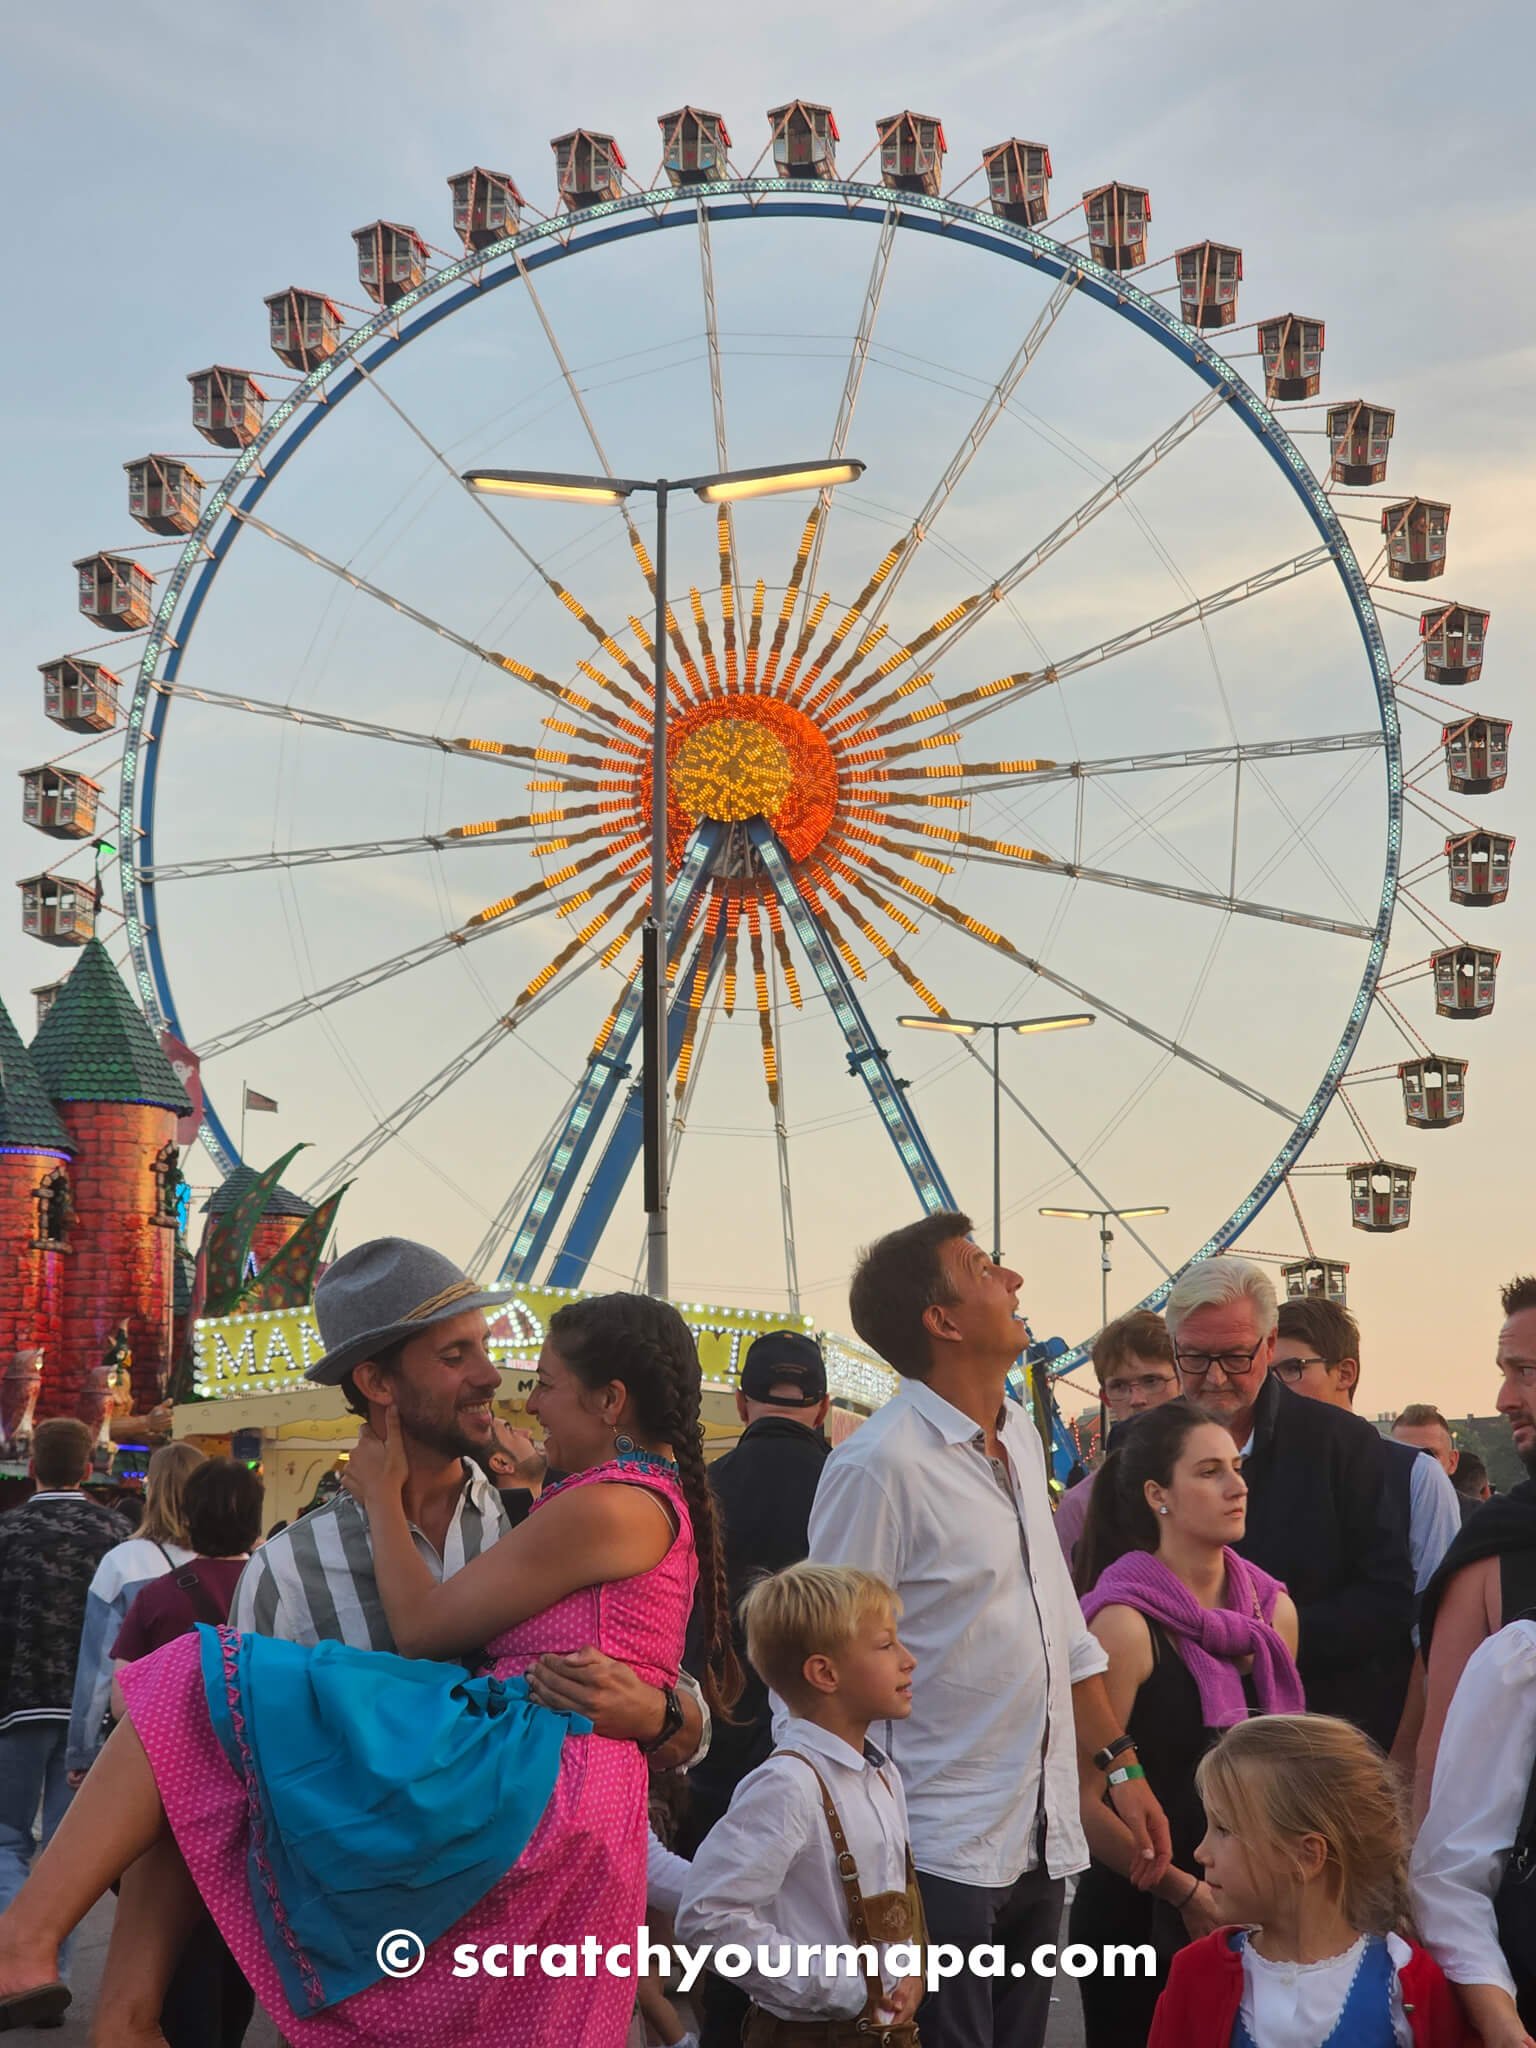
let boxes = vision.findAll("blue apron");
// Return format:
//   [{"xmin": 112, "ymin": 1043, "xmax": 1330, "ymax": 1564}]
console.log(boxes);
[
  {"xmin": 198, "ymin": 1624, "xmax": 588, "ymax": 2014},
  {"xmin": 1231, "ymin": 1930, "xmax": 1397, "ymax": 2048}
]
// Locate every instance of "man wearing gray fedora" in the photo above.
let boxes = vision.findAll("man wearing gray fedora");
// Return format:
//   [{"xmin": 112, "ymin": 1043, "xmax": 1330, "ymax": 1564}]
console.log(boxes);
[{"xmin": 229, "ymin": 1238, "xmax": 705, "ymax": 1762}]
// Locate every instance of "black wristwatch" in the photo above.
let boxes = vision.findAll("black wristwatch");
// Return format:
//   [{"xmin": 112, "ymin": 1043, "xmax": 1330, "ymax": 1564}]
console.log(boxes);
[
  {"xmin": 638, "ymin": 1683, "xmax": 685, "ymax": 1755},
  {"xmin": 1092, "ymin": 1733, "xmax": 1139, "ymax": 1773}
]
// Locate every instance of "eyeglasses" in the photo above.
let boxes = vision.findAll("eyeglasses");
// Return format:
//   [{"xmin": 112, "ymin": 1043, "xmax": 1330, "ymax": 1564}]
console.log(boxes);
[
  {"xmin": 1174, "ymin": 1340, "xmax": 1267, "ymax": 1380},
  {"xmin": 1273, "ymin": 1356, "xmax": 1329, "ymax": 1384},
  {"xmin": 1103, "ymin": 1373, "xmax": 1178, "ymax": 1402}
]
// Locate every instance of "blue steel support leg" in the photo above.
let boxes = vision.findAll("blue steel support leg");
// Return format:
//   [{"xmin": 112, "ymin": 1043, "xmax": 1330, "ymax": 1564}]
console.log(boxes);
[
  {"xmin": 747, "ymin": 821, "xmax": 957, "ymax": 1214},
  {"xmin": 547, "ymin": 913, "xmax": 728, "ymax": 1290},
  {"xmin": 498, "ymin": 825, "xmax": 721, "ymax": 1284}
]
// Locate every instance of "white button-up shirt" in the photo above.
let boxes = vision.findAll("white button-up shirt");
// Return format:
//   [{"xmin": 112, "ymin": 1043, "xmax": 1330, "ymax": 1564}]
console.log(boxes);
[
  {"xmin": 808, "ymin": 1379, "xmax": 1107, "ymax": 1885},
  {"xmin": 1412, "ymin": 1617, "xmax": 1536, "ymax": 1999},
  {"xmin": 676, "ymin": 1718, "xmax": 913, "ymax": 2019}
]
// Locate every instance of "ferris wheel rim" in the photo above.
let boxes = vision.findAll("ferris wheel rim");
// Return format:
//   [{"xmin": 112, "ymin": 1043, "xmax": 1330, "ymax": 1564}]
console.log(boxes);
[{"xmin": 115, "ymin": 174, "xmax": 1402, "ymax": 1312}]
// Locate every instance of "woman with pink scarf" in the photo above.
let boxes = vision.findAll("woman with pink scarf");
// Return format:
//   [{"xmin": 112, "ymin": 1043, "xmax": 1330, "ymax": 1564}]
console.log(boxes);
[{"xmin": 1068, "ymin": 1399, "xmax": 1303, "ymax": 2048}]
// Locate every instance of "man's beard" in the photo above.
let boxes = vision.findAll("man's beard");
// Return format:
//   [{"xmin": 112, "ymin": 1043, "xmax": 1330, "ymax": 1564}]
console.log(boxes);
[{"xmin": 393, "ymin": 1389, "xmax": 485, "ymax": 1462}]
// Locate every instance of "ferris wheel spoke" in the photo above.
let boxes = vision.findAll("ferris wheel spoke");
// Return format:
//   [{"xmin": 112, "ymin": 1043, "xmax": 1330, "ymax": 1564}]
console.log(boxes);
[
  {"xmin": 304, "ymin": 947, "xmax": 603, "ymax": 1200},
  {"xmin": 465, "ymin": 1088, "xmax": 583, "ymax": 1278},
  {"xmin": 351, "ymin": 358, "xmax": 653, "ymax": 707},
  {"xmin": 228, "ymin": 507, "xmax": 641, "ymax": 729},
  {"xmin": 964, "ymin": 1039, "xmax": 1173, "ymax": 1280},
  {"xmin": 860, "ymin": 859, "xmax": 1296, "ymax": 1117},
  {"xmin": 857, "ymin": 271, "xmax": 1082, "ymax": 642},
  {"xmin": 790, "ymin": 204, "xmax": 900, "ymax": 642},
  {"xmin": 858, "ymin": 545, "xmax": 1334, "ymax": 754},
  {"xmin": 154, "ymin": 679, "xmax": 554, "ymax": 761},
  {"xmin": 696, "ymin": 207, "xmax": 741, "ymax": 682},
  {"xmin": 820, "ymin": 387, "xmax": 1231, "ymax": 724},
  {"xmin": 512, "ymin": 247, "xmax": 708, "ymax": 686},
  {"xmin": 870, "ymin": 731, "xmax": 1386, "ymax": 797},
  {"xmin": 934, "ymin": 840, "xmax": 1375, "ymax": 939},
  {"xmin": 139, "ymin": 821, "xmax": 545, "ymax": 883}
]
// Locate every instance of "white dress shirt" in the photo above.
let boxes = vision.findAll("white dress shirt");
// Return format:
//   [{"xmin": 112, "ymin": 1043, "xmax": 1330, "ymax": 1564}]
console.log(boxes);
[
  {"xmin": 1412, "ymin": 1616, "xmax": 1536, "ymax": 1999},
  {"xmin": 1406, "ymin": 1450, "xmax": 1462, "ymax": 1593},
  {"xmin": 675, "ymin": 1718, "xmax": 913, "ymax": 2019},
  {"xmin": 807, "ymin": 1379, "xmax": 1107, "ymax": 1885},
  {"xmin": 1239, "ymin": 1931, "xmax": 1413, "ymax": 2048}
]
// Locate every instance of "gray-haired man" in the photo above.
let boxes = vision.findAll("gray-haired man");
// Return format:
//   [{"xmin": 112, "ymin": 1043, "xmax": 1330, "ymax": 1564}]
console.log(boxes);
[{"xmin": 232, "ymin": 1237, "xmax": 705, "ymax": 1762}]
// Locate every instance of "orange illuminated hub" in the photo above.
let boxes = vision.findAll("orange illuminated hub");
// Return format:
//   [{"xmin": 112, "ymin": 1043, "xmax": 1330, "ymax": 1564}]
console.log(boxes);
[{"xmin": 639, "ymin": 697, "xmax": 838, "ymax": 867}]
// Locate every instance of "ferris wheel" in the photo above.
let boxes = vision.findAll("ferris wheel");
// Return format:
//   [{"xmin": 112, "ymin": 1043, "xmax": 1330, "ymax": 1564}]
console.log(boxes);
[{"xmin": 19, "ymin": 100, "xmax": 1509, "ymax": 1355}]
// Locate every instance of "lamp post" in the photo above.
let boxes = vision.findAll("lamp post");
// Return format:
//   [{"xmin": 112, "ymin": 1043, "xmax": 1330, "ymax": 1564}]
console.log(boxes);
[
  {"xmin": 897, "ymin": 1013, "xmax": 1094, "ymax": 1262},
  {"xmin": 1038, "ymin": 1205, "xmax": 1170, "ymax": 1330},
  {"xmin": 464, "ymin": 459, "xmax": 864, "ymax": 1300}
]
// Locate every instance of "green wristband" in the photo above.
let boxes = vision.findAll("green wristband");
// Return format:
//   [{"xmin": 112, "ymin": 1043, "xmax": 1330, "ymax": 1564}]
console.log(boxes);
[{"xmin": 1106, "ymin": 1761, "xmax": 1146, "ymax": 1787}]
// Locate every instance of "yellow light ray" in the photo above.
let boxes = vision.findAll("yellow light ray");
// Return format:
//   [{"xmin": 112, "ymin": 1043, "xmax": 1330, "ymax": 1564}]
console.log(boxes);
[
  {"xmin": 816, "ymin": 593, "xmax": 993, "ymax": 723},
  {"xmin": 764, "ymin": 892, "xmax": 802, "ymax": 1008},
  {"xmin": 462, "ymin": 846, "xmax": 618, "ymax": 930},
  {"xmin": 810, "ymin": 864, "xmax": 949, "ymax": 1017},
  {"xmin": 744, "ymin": 895, "xmax": 779, "ymax": 1105},
  {"xmin": 779, "ymin": 592, "xmax": 832, "ymax": 697},
  {"xmin": 689, "ymin": 587, "xmax": 722, "ymax": 697},
  {"xmin": 626, "ymin": 616, "xmax": 692, "ymax": 708},
  {"xmin": 744, "ymin": 578, "xmax": 766, "ymax": 689},
  {"xmin": 674, "ymin": 892, "xmax": 724, "ymax": 1097},
  {"xmin": 786, "ymin": 540, "xmax": 907, "ymax": 710},
  {"xmin": 761, "ymin": 509, "xmax": 820, "ymax": 694},
  {"xmin": 722, "ymin": 897, "xmax": 741, "ymax": 1016},
  {"xmin": 717, "ymin": 510, "xmax": 739, "ymax": 691},
  {"xmin": 516, "ymin": 882, "xmax": 639, "ymax": 1003}
]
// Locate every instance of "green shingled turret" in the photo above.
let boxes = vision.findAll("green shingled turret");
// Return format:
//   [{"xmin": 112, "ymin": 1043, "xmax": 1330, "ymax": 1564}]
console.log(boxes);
[
  {"xmin": 0, "ymin": 993, "xmax": 73, "ymax": 1155},
  {"xmin": 29, "ymin": 939, "xmax": 192, "ymax": 1114}
]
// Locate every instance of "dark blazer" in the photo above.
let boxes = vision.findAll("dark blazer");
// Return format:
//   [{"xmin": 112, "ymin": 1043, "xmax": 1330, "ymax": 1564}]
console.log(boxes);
[
  {"xmin": 683, "ymin": 1414, "xmax": 830, "ymax": 1841},
  {"xmin": 1235, "ymin": 1373, "xmax": 1415, "ymax": 1750}
]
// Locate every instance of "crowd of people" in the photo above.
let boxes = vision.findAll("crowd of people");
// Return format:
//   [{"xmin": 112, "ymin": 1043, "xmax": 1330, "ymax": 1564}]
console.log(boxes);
[{"xmin": 0, "ymin": 1220, "xmax": 1533, "ymax": 2045}]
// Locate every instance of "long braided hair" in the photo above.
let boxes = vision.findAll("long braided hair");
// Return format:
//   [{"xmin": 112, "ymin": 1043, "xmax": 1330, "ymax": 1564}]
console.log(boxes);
[{"xmin": 546, "ymin": 1294, "xmax": 743, "ymax": 1716}]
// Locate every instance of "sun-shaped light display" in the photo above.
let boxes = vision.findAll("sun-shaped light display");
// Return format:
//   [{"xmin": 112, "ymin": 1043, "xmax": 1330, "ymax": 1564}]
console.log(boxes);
[{"xmin": 673, "ymin": 717, "xmax": 793, "ymax": 824}]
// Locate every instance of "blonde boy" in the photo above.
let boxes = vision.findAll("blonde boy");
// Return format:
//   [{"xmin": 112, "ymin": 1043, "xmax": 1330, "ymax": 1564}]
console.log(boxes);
[{"xmin": 676, "ymin": 1564, "xmax": 924, "ymax": 2042}]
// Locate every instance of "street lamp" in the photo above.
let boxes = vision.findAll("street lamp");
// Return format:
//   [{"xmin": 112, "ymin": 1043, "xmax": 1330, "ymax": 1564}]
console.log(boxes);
[
  {"xmin": 898, "ymin": 1013, "xmax": 1094, "ymax": 1262},
  {"xmin": 1038, "ymin": 1205, "xmax": 1170, "ymax": 1329},
  {"xmin": 465, "ymin": 458, "xmax": 865, "ymax": 1300}
]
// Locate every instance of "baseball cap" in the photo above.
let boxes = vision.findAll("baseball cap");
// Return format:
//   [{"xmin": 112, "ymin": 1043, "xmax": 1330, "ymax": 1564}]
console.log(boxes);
[{"xmin": 740, "ymin": 1330, "xmax": 827, "ymax": 1406}]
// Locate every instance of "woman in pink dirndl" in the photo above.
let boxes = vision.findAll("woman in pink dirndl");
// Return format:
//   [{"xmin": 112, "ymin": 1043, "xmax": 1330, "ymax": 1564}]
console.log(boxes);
[{"xmin": 0, "ymin": 1294, "xmax": 739, "ymax": 2048}]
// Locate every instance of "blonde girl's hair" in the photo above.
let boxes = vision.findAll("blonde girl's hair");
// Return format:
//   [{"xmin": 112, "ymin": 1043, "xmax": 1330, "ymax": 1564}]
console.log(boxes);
[
  {"xmin": 135, "ymin": 1440, "xmax": 206, "ymax": 1547},
  {"xmin": 739, "ymin": 1563, "xmax": 900, "ymax": 1702},
  {"xmin": 1195, "ymin": 1714, "xmax": 1411, "ymax": 1937}
]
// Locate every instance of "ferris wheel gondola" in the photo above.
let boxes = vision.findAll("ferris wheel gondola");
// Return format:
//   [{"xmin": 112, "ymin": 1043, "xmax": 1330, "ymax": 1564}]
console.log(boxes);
[{"xmin": 18, "ymin": 96, "xmax": 1511, "ymax": 1389}]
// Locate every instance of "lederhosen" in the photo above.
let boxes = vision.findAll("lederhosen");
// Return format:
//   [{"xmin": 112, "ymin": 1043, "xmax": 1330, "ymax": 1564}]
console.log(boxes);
[{"xmin": 741, "ymin": 1753, "xmax": 926, "ymax": 2048}]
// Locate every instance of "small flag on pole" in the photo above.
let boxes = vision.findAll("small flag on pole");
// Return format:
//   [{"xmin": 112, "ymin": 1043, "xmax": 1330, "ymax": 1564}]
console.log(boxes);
[{"xmin": 243, "ymin": 1087, "xmax": 279, "ymax": 1114}]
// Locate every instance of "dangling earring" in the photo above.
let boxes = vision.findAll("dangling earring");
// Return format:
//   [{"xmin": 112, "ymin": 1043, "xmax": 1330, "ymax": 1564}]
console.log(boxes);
[{"xmin": 614, "ymin": 1431, "xmax": 637, "ymax": 1458}]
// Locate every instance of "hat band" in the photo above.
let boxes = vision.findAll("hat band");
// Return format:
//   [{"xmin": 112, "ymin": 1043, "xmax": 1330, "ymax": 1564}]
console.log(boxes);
[{"xmin": 404, "ymin": 1278, "xmax": 483, "ymax": 1322}]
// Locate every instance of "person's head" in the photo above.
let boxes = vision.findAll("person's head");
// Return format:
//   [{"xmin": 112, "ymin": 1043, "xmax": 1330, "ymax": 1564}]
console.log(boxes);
[
  {"xmin": 30, "ymin": 1417, "xmax": 93, "ymax": 1492},
  {"xmin": 532, "ymin": 1293, "xmax": 742, "ymax": 1717},
  {"xmin": 340, "ymin": 1310, "xmax": 502, "ymax": 1462},
  {"xmin": 848, "ymin": 1211, "xmax": 1023, "ymax": 1383},
  {"xmin": 735, "ymin": 1330, "xmax": 829, "ymax": 1431},
  {"xmin": 183, "ymin": 1458, "xmax": 264, "ymax": 1558},
  {"xmin": 1497, "ymin": 1275, "xmax": 1536, "ymax": 1475},
  {"xmin": 739, "ymin": 1563, "xmax": 913, "ymax": 1727},
  {"xmin": 1074, "ymin": 1399, "xmax": 1246, "ymax": 1593},
  {"xmin": 1195, "ymin": 1714, "xmax": 1409, "ymax": 1937},
  {"xmin": 135, "ymin": 1440, "xmax": 206, "ymax": 1546},
  {"xmin": 1392, "ymin": 1402, "xmax": 1458, "ymax": 1477},
  {"xmin": 305, "ymin": 1238, "xmax": 511, "ymax": 1463},
  {"xmin": 1164, "ymin": 1257, "xmax": 1278, "ymax": 1438},
  {"xmin": 1452, "ymin": 1450, "xmax": 1489, "ymax": 1502},
  {"xmin": 1273, "ymin": 1297, "xmax": 1360, "ymax": 1411},
  {"xmin": 1093, "ymin": 1311, "xmax": 1179, "ymax": 1424}
]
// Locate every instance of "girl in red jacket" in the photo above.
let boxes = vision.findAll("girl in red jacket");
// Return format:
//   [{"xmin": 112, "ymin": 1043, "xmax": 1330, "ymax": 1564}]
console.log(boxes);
[{"xmin": 1148, "ymin": 1714, "xmax": 1475, "ymax": 2047}]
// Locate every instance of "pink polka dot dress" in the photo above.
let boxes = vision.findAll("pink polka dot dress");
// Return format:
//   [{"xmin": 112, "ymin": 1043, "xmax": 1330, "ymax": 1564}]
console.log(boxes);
[{"xmin": 118, "ymin": 1463, "xmax": 696, "ymax": 2047}]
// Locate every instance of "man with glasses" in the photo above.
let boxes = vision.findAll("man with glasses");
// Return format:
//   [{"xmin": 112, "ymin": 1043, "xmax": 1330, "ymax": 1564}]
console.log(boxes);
[
  {"xmin": 1416, "ymin": 1274, "xmax": 1536, "ymax": 1820},
  {"xmin": 1165, "ymin": 1255, "xmax": 1414, "ymax": 1749},
  {"xmin": 1054, "ymin": 1310, "xmax": 1180, "ymax": 1572}
]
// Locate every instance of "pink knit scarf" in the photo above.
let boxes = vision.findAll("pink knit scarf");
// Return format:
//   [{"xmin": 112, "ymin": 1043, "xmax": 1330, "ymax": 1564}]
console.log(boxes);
[{"xmin": 1080, "ymin": 1547, "xmax": 1304, "ymax": 1728}]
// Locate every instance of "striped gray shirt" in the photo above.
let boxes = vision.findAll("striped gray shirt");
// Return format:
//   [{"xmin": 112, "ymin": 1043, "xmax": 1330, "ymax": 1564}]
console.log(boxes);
[{"xmin": 229, "ymin": 1466, "xmax": 510, "ymax": 1650}]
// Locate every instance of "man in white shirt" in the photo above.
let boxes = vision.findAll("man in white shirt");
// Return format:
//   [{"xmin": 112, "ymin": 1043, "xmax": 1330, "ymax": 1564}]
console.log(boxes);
[{"xmin": 809, "ymin": 1211, "xmax": 1171, "ymax": 2048}]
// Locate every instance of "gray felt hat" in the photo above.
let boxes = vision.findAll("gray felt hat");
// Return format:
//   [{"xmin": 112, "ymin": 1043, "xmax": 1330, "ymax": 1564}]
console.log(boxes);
[{"xmin": 304, "ymin": 1237, "xmax": 512, "ymax": 1385}]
